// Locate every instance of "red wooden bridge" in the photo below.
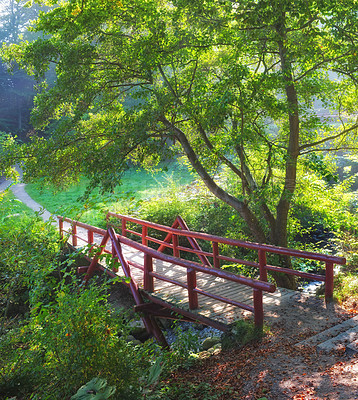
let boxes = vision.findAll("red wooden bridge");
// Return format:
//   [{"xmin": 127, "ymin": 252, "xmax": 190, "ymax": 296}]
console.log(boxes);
[{"xmin": 58, "ymin": 213, "xmax": 346, "ymax": 347}]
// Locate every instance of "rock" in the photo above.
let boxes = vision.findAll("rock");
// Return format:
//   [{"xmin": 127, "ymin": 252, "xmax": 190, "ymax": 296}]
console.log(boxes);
[
  {"xmin": 129, "ymin": 319, "xmax": 146, "ymax": 333},
  {"xmin": 201, "ymin": 336, "xmax": 221, "ymax": 350},
  {"xmin": 125, "ymin": 334, "xmax": 136, "ymax": 342},
  {"xmin": 194, "ymin": 323, "xmax": 206, "ymax": 331},
  {"xmin": 197, "ymin": 350, "xmax": 211, "ymax": 359},
  {"xmin": 128, "ymin": 319, "xmax": 150, "ymax": 341}
]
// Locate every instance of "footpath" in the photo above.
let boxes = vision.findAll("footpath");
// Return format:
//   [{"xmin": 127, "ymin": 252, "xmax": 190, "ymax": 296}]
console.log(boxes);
[{"xmin": 0, "ymin": 169, "xmax": 53, "ymax": 222}]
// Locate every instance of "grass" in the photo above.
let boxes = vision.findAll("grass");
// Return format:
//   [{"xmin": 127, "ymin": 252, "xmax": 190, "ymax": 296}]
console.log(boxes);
[
  {"xmin": 0, "ymin": 191, "xmax": 35, "ymax": 220},
  {"xmin": 25, "ymin": 163, "xmax": 194, "ymax": 226}
]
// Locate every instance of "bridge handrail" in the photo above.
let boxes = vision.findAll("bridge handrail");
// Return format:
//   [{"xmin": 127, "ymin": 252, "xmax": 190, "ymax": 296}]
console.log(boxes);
[
  {"xmin": 106, "ymin": 212, "xmax": 345, "ymax": 264},
  {"xmin": 58, "ymin": 215, "xmax": 277, "ymax": 329},
  {"xmin": 57, "ymin": 215, "xmax": 275, "ymax": 292},
  {"xmin": 105, "ymin": 212, "xmax": 346, "ymax": 301},
  {"xmin": 116, "ymin": 234, "xmax": 276, "ymax": 293}
]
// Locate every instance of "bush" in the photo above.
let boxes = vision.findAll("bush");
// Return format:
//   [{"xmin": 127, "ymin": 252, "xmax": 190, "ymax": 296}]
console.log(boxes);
[
  {"xmin": 0, "ymin": 204, "xmax": 61, "ymax": 334},
  {"xmin": 0, "ymin": 277, "xmax": 145, "ymax": 399},
  {"xmin": 221, "ymin": 320, "xmax": 264, "ymax": 350},
  {"xmin": 334, "ymin": 273, "xmax": 358, "ymax": 305}
]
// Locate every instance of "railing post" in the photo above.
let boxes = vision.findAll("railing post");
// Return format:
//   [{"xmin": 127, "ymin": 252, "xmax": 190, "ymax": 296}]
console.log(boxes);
[
  {"xmin": 173, "ymin": 234, "xmax": 179, "ymax": 258},
  {"xmin": 143, "ymin": 253, "xmax": 154, "ymax": 292},
  {"xmin": 121, "ymin": 219, "xmax": 127, "ymax": 237},
  {"xmin": 213, "ymin": 241, "xmax": 220, "ymax": 268},
  {"xmin": 325, "ymin": 261, "xmax": 334, "ymax": 302},
  {"xmin": 88, "ymin": 229, "xmax": 94, "ymax": 244},
  {"xmin": 142, "ymin": 225, "xmax": 148, "ymax": 246},
  {"xmin": 187, "ymin": 268, "xmax": 198, "ymax": 309},
  {"xmin": 258, "ymin": 249, "xmax": 268, "ymax": 282},
  {"xmin": 253, "ymin": 288, "xmax": 264, "ymax": 331},
  {"xmin": 59, "ymin": 217, "xmax": 64, "ymax": 239},
  {"xmin": 72, "ymin": 223, "xmax": 77, "ymax": 246}
]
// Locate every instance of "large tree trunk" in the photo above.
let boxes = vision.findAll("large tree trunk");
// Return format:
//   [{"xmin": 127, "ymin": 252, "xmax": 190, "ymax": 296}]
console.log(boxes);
[
  {"xmin": 271, "ymin": 17, "xmax": 301, "ymax": 290},
  {"xmin": 160, "ymin": 116, "xmax": 268, "ymax": 243}
]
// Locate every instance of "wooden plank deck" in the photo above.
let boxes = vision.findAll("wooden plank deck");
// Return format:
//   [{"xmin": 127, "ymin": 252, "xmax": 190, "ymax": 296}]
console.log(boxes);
[{"xmin": 119, "ymin": 244, "xmax": 296, "ymax": 326}]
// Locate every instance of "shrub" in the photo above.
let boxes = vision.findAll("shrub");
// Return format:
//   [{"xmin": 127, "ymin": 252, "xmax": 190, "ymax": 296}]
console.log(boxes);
[
  {"xmin": 0, "ymin": 276, "xmax": 145, "ymax": 399},
  {"xmin": 221, "ymin": 320, "xmax": 264, "ymax": 350},
  {"xmin": 334, "ymin": 273, "xmax": 358, "ymax": 305}
]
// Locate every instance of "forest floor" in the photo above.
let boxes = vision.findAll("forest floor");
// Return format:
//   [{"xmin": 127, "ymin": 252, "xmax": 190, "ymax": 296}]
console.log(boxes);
[
  {"xmin": 163, "ymin": 295, "xmax": 358, "ymax": 400},
  {"xmin": 109, "ymin": 281, "xmax": 358, "ymax": 399}
]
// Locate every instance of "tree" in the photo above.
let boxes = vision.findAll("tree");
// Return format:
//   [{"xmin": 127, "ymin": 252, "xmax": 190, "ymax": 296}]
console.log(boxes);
[
  {"xmin": 2, "ymin": 0, "xmax": 358, "ymax": 288},
  {"xmin": 0, "ymin": 0, "xmax": 42, "ymax": 44},
  {"xmin": 0, "ymin": 0, "xmax": 49, "ymax": 138}
]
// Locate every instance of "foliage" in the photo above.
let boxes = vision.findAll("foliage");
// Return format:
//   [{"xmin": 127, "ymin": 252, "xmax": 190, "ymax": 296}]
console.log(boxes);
[
  {"xmin": 24, "ymin": 162, "xmax": 192, "ymax": 226},
  {"xmin": 3, "ymin": 0, "xmax": 358, "ymax": 288},
  {"xmin": 153, "ymin": 381, "xmax": 224, "ymax": 400},
  {"xmin": 164, "ymin": 322, "xmax": 201, "ymax": 370},
  {"xmin": 0, "ymin": 195, "xmax": 61, "ymax": 334},
  {"xmin": 0, "ymin": 194, "xmax": 207, "ymax": 399},
  {"xmin": 291, "ymin": 171, "xmax": 358, "ymax": 243},
  {"xmin": 71, "ymin": 378, "xmax": 116, "ymax": 400},
  {"xmin": 333, "ymin": 273, "xmax": 358, "ymax": 305},
  {"xmin": 0, "ymin": 275, "xmax": 146, "ymax": 399},
  {"xmin": 221, "ymin": 320, "xmax": 264, "ymax": 350}
]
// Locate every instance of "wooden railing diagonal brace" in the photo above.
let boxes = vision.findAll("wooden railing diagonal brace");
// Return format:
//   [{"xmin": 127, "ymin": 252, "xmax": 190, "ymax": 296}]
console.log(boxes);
[
  {"xmin": 84, "ymin": 231, "xmax": 110, "ymax": 284},
  {"xmin": 107, "ymin": 227, "xmax": 169, "ymax": 348},
  {"xmin": 158, "ymin": 215, "xmax": 212, "ymax": 267}
]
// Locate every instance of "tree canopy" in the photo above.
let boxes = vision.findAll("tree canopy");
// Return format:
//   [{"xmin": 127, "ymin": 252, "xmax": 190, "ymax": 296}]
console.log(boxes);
[{"xmin": 1, "ymin": 0, "xmax": 358, "ymax": 287}]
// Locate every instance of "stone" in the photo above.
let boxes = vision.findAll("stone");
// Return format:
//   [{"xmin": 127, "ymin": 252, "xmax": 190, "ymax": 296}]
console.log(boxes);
[{"xmin": 201, "ymin": 336, "xmax": 221, "ymax": 351}]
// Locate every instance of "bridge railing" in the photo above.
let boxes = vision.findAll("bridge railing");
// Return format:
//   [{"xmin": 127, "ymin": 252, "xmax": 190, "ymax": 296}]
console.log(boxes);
[
  {"xmin": 57, "ymin": 216, "xmax": 276, "ymax": 330},
  {"xmin": 105, "ymin": 212, "xmax": 346, "ymax": 302}
]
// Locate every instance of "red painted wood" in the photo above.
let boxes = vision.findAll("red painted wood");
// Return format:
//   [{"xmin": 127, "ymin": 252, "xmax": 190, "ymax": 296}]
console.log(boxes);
[
  {"xmin": 216, "ymin": 254, "xmax": 258, "ymax": 267},
  {"xmin": 105, "ymin": 213, "xmax": 346, "ymax": 300},
  {"xmin": 157, "ymin": 219, "xmax": 180, "ymax": 252},
  {"xmin": 142, "ymin": 225, "xmax": 148, "ymax": 246},
  {"xmin": 60, "ymin": 214, "xmax": 348, "ymax": 336},
  {"xmin": 149, "ymin": 272, "xmax": 188, "ymax": 288},
  {"xmin": 265, "ymin": 264, "xmax": 326, "ymax": 281},
  {"xmin": 173, "ymin": 234, "xmax": 179, "ymax": 257},
  {"xmin": 187, "ymin": 268, "xmax": 198, "ymax": 309},
  {"xmin": 258, "ymin": 249, "xmax": 268, "ymax": 282},
  {"xmin": 72, "ymin": 224, "xmax": 77, "ymax": 247},
  {"xmin": 77, "ymin": 266, "xmax": 89, "ymax": 274},
  {"xmin": 213, "ymin": 241, "xmax": 220, "ymax": 268},
  {"xmin": 143, "ymin": 253, "xmax": 154, "ymax": 292},
  {"xmin": 121, "ymin": 219, "xmax": 126, "ymax": 237},
  {"xmin": 84, "ymin": 231, "xmax": 110, "ymax": 283},
  {"xmin": 117, "ymin": 234, "xmax": 276, "ymax": 293},
  {"xmin": 59, "ymin": 217, "xmax": 64, "ymax": 239},
  {"xmin": 106, "ymin": 212, "xmax": 345, "ymax": 264},
  {"xmin": 176, "ymin": 216, "xmax": 212, "ymax": 267},
  {"xmin": 142, "ymin": 292, "xmax": 229, "ymax": 332},
  {"xmin": 88, "ymin": 229, "xmax": 94, "ymax": 244},
  {"xmin": 253, "ymin": 289, "xmax": 264, "ymax": 330},
  {"xmin": 325, "ymin": 261, "xmax": 334, "ymax": 301},
  {"xmin": 108, "ymin": 227, "xmax": 169, "ymax": 348}
]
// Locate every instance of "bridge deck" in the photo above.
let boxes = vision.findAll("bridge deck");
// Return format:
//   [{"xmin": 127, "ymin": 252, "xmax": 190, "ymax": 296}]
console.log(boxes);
[{"xmin": 114, "ymin": 244, "xmax": 295, "ymax": 326}]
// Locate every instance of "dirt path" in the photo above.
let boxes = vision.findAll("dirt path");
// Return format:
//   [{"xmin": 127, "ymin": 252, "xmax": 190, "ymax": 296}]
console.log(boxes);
[{"xmin": 0, "ymin": 168, "xmax": 54, "ymax": 223}]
